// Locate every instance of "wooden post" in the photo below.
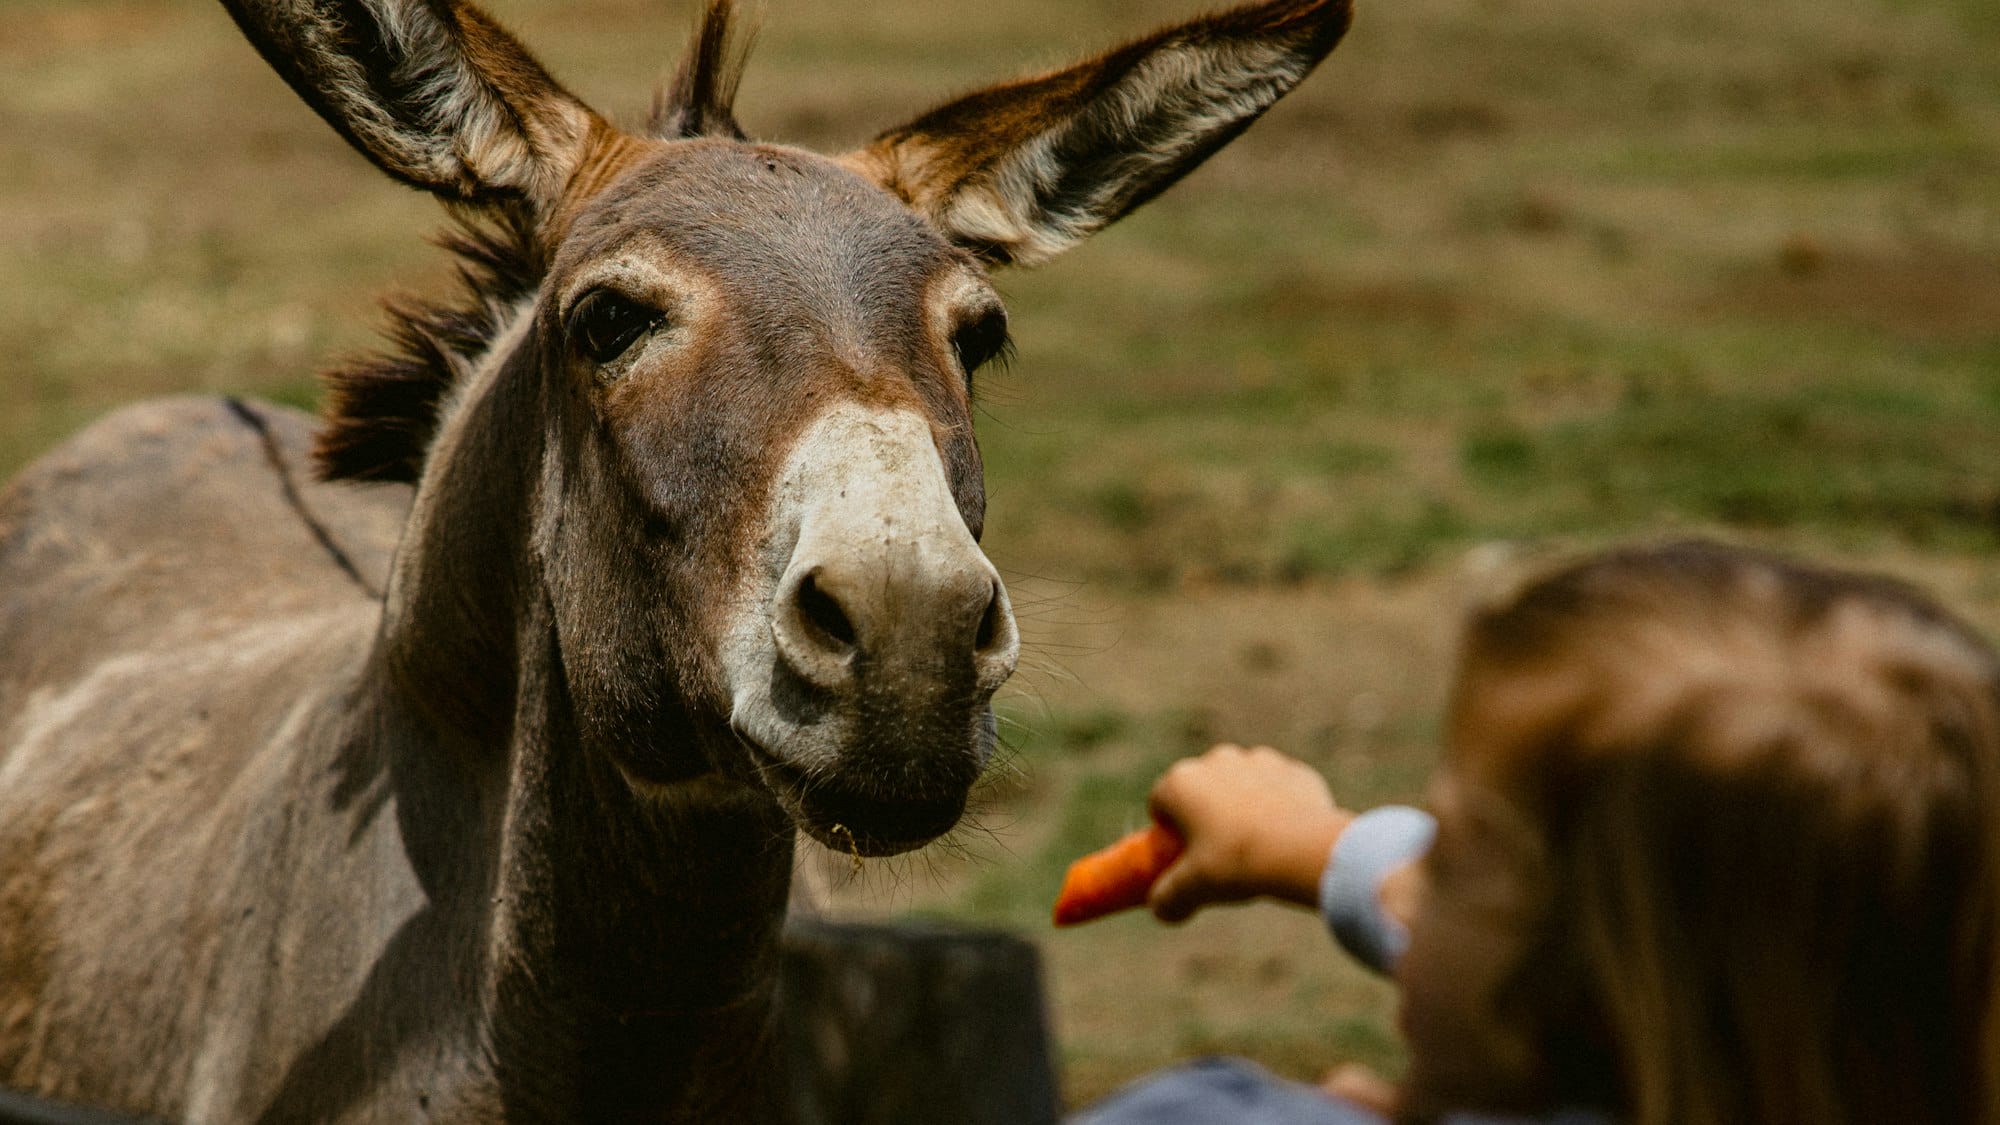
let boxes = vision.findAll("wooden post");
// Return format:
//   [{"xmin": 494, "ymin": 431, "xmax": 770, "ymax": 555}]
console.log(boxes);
[{"xmin": 780, "ymin": 920, "xmax": 1060, "ymax": 1125}]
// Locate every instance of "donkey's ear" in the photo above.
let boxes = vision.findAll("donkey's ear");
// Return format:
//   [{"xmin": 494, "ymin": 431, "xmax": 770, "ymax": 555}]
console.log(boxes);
[
  {"xmin": 844, "ymin": 0, "xmax": 1351, "ymax": 268},
  {"xmin": 219, "ymin": 0, "xmax": 598, "ymax": 209}
]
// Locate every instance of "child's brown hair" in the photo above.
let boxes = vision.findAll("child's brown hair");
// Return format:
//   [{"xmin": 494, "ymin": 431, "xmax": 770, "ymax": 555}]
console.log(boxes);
[{"xmin": 1411, "ymin": 541, "xmax": 2000, "ymax": 1124}]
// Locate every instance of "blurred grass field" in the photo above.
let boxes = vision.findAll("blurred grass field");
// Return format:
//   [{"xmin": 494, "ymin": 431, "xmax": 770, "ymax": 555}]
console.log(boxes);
[{"xmin": 4, "ymin": 0, "xmax": 1999, "ymax": 1107}]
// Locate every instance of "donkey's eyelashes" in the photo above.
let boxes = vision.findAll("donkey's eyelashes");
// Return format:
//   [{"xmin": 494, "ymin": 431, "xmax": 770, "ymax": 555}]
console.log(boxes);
[
  {"xmin": 952, "ymin": 309, "xmax": 1011, "ymax": 378},
  {"xmin": 569, "ymin": 289, "xmax": 666, "ymax": 366}
]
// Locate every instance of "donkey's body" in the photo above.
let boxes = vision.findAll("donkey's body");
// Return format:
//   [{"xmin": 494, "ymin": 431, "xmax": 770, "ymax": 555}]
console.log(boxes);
[
  {"xmin": 0, "ymin": 402, "xmax": 445, "ymax": 1115},
  {"xmin": 0, "ymin": 0, "xmax": 1351, "ymax": 1119}
]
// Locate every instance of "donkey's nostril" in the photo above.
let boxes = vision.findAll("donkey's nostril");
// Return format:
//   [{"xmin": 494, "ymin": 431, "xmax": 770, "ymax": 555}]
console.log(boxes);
[
  {"xmin": 973, "ymin": 582, "xmax": 1003, "ymax": 652},
  {"xmin": 797, "ymin": 573, "xmax": 857, "ymax": 649}
]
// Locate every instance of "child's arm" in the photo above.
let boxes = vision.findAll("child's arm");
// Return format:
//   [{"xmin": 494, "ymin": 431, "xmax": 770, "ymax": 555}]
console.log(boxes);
[{"xmin": 1144, "ymin": 743, "xmax": 1355, "ymax": 922}]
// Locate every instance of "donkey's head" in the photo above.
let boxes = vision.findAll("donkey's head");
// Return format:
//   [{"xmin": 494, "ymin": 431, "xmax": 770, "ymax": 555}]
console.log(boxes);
[{"xmin": 225, "ymin": 0, "xmax": 1350, "ymax": 855}]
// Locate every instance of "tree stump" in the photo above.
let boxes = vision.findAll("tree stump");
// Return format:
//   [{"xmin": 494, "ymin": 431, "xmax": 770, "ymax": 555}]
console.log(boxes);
[{"xmin": 781, "ymin": 920, "xmax": 1060, "ymax": 1125}]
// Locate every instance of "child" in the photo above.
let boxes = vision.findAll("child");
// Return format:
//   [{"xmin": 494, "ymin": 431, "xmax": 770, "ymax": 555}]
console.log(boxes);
[{"xmin": 1077, "ymin": 541, "xmax": 2000, "ymax": 1124}]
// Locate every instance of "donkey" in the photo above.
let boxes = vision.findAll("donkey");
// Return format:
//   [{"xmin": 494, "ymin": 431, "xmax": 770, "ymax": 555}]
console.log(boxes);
[{"xmin": 0, "ymin": 0, "xmax": 1351, "ymax": 1119}]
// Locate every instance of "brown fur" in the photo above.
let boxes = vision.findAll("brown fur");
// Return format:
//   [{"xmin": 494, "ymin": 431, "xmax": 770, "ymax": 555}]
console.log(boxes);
[
  {"xmin": 650, "ymin": 0, "xmax": 751, "ymax": 140},
  {"xmin": 852, "ymin": 0, "xmax": 1352, "ymax": 265}
]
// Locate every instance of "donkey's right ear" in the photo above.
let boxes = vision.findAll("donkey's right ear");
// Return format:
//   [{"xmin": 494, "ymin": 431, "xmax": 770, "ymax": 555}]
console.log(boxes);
[
  {"xmin": 844, "ymin": 0, "xmax": 1352, "ymax": 268},
  {"xmin": 220, "ymin": 0, "xmax": 599, "ymax": 210}
]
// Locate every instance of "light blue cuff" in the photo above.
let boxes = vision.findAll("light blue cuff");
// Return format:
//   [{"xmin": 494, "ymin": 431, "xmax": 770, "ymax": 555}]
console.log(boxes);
[{"xmin": 1319, "ymin": 805, "xmax": 1436, "ymax": 976}]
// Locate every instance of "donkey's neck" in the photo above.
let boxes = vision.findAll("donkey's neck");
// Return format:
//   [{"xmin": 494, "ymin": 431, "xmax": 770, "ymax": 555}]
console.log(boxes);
[
  {"xmin": 483, "ymin": 615, "xmax": 794, "ymax": 1120},
  {"xmin": 365, "ymin": 312, "xmax": 796, "ymax": 1119},
  {"xmin": 356, "ymin": 645, "xmax": 795, "ymax": 1122},
  {"xmin": 374, "ymin": 309, "xmax": 542, "ymax": 742}
]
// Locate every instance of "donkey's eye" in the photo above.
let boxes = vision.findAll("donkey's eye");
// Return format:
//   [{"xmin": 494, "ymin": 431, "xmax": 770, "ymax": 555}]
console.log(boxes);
[
  {"xmin": 952, "ymin": 309, "xmax": 1011, "ymax": 377},
  {"xmin": 569, "ymin": 290, "xmax": 663, "ymax": 365}
]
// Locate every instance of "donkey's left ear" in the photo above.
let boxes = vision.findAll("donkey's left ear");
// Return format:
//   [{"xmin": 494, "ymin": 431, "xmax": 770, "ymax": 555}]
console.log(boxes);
[
  {"xmin": 843, "ymin": 0, "xmax": 1351, "ymax": 268},
  {"xmin": 219, "ymin": 0, "xmax": 599, "ymax": 211}
]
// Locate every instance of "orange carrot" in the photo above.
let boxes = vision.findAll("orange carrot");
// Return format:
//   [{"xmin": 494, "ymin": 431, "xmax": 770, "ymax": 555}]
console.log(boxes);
[{"xmin": 1052, "ymin": 823, "xmax": 1185, "ymax": 926}]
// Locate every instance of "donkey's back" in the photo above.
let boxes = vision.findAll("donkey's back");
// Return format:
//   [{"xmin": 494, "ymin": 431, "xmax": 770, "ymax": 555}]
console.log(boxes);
[
  {"xmin": 0, "ymin": 396, "xmax": 404, "ymax": 680},
  {"xmin": 0, "ymin": 396, "xmax": 413, "ymax": 1110}
]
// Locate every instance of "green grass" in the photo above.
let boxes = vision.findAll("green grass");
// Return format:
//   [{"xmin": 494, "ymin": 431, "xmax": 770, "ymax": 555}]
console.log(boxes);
[
  {"xmin": 1460, "ymin": 384, "xmax": 2000, "ymax": 546},
  {"xmin": 1585, "ymin": 130, "xmax": 1997, "ymax": 182}
]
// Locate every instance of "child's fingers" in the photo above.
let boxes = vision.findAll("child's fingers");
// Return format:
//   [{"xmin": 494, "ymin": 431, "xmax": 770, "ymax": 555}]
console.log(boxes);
[
  {"xmin": 1146, "ymin": 840, "xmax": 1253, "ymax": 923},
  {"xmin": 1145, "ymin": 853, "xmax": 1207, "ymax": 923}
]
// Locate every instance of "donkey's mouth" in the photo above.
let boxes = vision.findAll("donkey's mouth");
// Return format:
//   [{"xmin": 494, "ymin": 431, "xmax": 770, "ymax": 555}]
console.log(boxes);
[{"xmin": 734, "ymin": 730, "xmax": 970, "ymax": 857}]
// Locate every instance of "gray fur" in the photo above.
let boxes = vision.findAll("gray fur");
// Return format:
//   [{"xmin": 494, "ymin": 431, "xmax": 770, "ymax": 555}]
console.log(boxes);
[{"xmin": 0, "ymin": 396, "xmax": 799, "ymax": 1121}]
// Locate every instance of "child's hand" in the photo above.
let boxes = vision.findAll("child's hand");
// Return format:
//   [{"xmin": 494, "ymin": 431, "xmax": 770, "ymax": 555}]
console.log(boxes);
[{"xmin": 1145, "ymin": 743, "xmax": 1353, "ymax": 922}]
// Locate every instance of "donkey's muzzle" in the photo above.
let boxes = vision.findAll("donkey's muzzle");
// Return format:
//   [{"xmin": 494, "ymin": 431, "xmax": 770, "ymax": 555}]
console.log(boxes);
[
  {"xmin": 770, "ymin": 557, "xmax": 1017, "ymax": 698},
  {"xmin": 748, "ymin": 513, "xmax": 1015, "ymax": 853},
  {"xmin": 722, "ymin": 402, "xmax": 1020, "ymax": 855}
]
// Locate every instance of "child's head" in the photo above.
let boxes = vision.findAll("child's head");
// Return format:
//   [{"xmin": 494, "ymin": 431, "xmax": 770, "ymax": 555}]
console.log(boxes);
[{"xmin": 1398, "ymin": 541, "xmax": 2000, "ymax": 1125}]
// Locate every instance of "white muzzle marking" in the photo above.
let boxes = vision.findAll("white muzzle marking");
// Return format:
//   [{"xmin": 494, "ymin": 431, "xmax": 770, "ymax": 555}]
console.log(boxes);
[{"xmin": 723, "ymin": 401, "xmax": 1018, "ymax": 775}]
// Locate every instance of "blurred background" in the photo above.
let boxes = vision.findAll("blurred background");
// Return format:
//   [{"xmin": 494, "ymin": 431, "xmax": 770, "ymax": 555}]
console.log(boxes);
[{"xmin": 3, "ymin": 0, "xmax": 1997, "ymax": 1106}]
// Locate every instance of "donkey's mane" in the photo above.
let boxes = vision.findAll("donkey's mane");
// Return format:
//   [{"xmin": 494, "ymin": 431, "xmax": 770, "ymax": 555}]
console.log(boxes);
[
  {"xmin": 313, "ymin": 0, "xmax": 750, "ymax": 483},
  {"xmin": 313, "ymin": 208, "xmax": 543, "ymax": 483}
]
